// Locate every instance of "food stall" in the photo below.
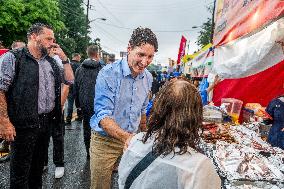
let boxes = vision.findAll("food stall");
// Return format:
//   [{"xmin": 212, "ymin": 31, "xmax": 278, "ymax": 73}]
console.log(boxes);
[{"xmin": 200, "ymin": 99, "xmax": 284, "ymax": 189}]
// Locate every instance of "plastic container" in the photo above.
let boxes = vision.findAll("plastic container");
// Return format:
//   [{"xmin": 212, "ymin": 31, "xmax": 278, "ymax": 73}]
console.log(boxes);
[
  {"xmin": 203, "ymin": 105, "xmax": 223, "ymax": 123},
  {"xmin": 221, "ymin": 98, "xmax": 243, "ymax": 123},
  {"xmin": 242, "ymin": 108, "xmax": 255, "ymax": 123}
]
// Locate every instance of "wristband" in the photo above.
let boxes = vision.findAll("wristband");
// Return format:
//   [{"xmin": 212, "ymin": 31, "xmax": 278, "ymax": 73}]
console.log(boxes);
[{"xmin": 62, "ymin": 58, "xmax": 70, "ymax": 64}]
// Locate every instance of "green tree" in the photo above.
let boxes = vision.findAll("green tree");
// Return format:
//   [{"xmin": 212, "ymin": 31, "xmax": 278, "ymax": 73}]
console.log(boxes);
[
  {"xmin": 57, "ymin": 0, "xmax": 90, "ymax": 57},
  {"xmin": 0, "ymin": 0, "xmax": 64, "ymax": 47},
  {"xmin": 196, "ymin": 5, "xmax": 213, "ymax": 48},
  {"xmin": 196, "ymin": 17, "xmax": 212, "ymax": 48},
  {"xmin": 147, "ymin": 64, "xmax": 159, "ymax": 72}
]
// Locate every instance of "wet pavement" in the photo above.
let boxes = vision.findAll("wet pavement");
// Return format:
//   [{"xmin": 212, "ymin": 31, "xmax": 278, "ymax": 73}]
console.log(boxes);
[{"xmin": 0, "ymin": 121, "xmax": 119, "ymax": 189}]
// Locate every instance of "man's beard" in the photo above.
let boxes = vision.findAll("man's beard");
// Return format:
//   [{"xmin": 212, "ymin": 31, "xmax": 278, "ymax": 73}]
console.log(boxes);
[
  {"xmin": 39, "ymin": 45, "xmax": 48, "ymax": 57},
  {"xmin": 37, "ymin": 41, "xmax": 49, "ymax": 57}
]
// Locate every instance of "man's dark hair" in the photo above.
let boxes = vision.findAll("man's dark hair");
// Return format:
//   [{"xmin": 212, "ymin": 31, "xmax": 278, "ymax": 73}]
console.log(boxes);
[
  {"xmin": 72, "ymin": 53, "xmax": 80, "ymax": 58},
  {"xmin": 143, "ymin": 79, "xmax": 203, "ymax": 156},
  {"xmin": 129, "ymin": 27, "xmax": 158, "ymax": 52},
  {"xmin": 108, "ymin": 54, "xmax": 115, "ymax": 62},
  {"xmin": 150, "ymin": 71, "xmax": 157, "ymax": 78},
  {"xmin": 27, "ymin": 23, "xmax": 53, "ymax": 39},
  {"xmin": 87, "ymin": 45, "xmax": 99, "ymax": 58}
]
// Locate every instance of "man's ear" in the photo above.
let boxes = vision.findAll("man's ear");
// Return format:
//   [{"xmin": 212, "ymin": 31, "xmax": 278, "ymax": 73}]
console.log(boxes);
[
  {"xmin": 30, "ymin": 33, "xmax": 38, "ymax": 41},
  {"xmin": 31, "ymin": 33, "xmax": 37, "ymax": 40},
  {"xmin": 127, "ymin": 44, "xmax": 132, "ymax": 54},
  {"xmin": 95, "ymin": 53, "xmax": 100, "ymax": 60}
]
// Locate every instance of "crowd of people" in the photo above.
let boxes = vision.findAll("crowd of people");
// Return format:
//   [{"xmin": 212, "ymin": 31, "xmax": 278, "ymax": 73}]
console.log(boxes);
[
  {"xmin": 0, "ymin": 21, "xmax": 282, "ymax": 189},
  {"xmin": 0, "ymin": 22, "xmax": 221, "ymax": 189}
]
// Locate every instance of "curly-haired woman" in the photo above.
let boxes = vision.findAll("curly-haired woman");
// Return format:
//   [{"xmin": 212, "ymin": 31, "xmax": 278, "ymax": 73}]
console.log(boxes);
[{"xmin": 118, "ymin": 79, "xmax": 221, "ymax": 189}]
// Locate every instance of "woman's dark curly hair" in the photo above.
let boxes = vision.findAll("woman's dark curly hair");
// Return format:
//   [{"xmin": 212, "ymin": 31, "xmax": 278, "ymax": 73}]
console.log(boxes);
[
  {"xmin": 129, "ymin": 27, "xmax": 158, "ymax": 52},
  {"xmin": 142, "ymin": 79, "xmax": 203, "ymax": 156}
]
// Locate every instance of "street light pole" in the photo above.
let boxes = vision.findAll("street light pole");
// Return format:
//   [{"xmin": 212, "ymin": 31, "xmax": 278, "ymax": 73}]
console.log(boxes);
[
  {"xmin": 85, "ymin": 0, "xmax": 90, "ymax": 42},
  {"xmin": 89, "ymin": 18, "xmax": 107, "ymax": 23},
  {"xmin": 86, "ymin": 0, "xmax": 90, "ymax": 24},
  {"xmin": 210, "ymin": 0, "xmax": 217, "ymax": 43},
  {"xmin": 89, "ymin": 18, "xmax": 107, "ymax": 49},
  {"xmin": 192, "ymin": 0, "xmax": 217, "ymax": 44},
  {"xmin": 191, "ymin": 26, "xmax": 201, "ymax": 29},
  {"xmin": 85, "ymin": 18, "xmax": 106, "ymax": 43}
]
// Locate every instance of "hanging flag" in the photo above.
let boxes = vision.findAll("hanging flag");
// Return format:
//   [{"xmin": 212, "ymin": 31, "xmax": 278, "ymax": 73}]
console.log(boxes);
[
  {"xmin": 177, "ymin": 35, "xmax": 187, "ymax": 65},
  {"xmin": 212, "ymin": 0, "xmax": 284, "ymax": 106},
  {"xmin": 190, "ymin": 45, "xmax": 213, "ymax": 77},
  {"xmin": 0, "ymin": 49, "xmax": 8, "ymax": 56}
]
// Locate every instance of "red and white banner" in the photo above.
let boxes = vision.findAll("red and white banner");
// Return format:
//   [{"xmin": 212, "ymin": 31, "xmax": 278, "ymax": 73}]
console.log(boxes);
[
  {"xmin": 213, "ymin": 59, "xmax": 284, "ymax": 106},
  {"xmin": 212, "ymin": 0, "xmax": 284, "ymax": 106},
  {"xmin": 213, "ymin": 18, "xmax": 284, "ymax": 79},
  {"xmin": 177, "ymin": 35, "xmax": 187, "ymax": 65},
  {"xmin": 214, "ymin": 0, "xmax": 284, "ymax": 46}
]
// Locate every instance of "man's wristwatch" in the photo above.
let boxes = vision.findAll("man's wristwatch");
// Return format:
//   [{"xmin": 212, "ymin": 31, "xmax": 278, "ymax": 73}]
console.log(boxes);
[{"xmin": 62, "ymin": 58, "xmax": 70, "ymax": 64}]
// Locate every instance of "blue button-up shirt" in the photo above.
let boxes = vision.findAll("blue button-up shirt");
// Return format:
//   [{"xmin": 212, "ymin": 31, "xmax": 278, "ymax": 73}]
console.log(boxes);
[{"xmin": 90, "ymin": 58, "xmax": 152, "ymax": 136}]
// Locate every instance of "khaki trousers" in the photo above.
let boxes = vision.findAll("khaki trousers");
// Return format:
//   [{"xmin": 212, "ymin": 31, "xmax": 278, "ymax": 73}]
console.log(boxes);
[{"xmin": 90, "ymin": 132, "xmax": 124, "ymax": 189}]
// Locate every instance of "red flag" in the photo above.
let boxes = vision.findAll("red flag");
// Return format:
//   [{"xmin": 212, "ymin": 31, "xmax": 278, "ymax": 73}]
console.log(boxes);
[
  {"xmin": 177, "ymin": 35, "xmax": 187, "ymax": 65},
  {"xmin": 0, "ymin": 49, "xmax": 9, "ymax": 56}
]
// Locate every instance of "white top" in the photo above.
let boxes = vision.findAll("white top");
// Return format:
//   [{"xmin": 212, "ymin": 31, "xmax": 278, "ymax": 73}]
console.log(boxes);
[{"xmin": 118, "ymin": 132, "xmax": 221, "ymax": 189}]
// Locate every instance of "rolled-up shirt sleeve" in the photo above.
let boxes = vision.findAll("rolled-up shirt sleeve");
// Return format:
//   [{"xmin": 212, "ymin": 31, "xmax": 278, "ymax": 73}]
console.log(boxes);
[
  {"xmin": 93, "ymin": 72, "xmax": 115, "ymax": 128},
  {"xmin": 0, "ymin": 52, "xmax": 16, "ymax": 91}
]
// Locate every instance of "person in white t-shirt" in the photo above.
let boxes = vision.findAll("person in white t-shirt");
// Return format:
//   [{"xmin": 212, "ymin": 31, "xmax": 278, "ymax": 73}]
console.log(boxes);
[{"xmin": 119, "ymin": 78, "xmax": 221, "ymax": 189}]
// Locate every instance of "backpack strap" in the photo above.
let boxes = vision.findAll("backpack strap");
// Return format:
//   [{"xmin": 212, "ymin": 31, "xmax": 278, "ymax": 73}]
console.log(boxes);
[{"xmin": 124, "ymin": 151, "xmax": 158, "ymax": 189}]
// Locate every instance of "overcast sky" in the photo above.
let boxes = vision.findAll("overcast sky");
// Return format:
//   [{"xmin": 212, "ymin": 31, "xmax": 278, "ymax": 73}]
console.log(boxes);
[{"xmin": 88, "ymin": 0, "xmax": 213, "ymax": 66}]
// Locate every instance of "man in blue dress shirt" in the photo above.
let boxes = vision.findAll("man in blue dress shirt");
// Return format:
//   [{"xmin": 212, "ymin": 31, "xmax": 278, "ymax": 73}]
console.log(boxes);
[{"xmin": 89, "ymin": 27, "xmax": 158, "ymax": 189}]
